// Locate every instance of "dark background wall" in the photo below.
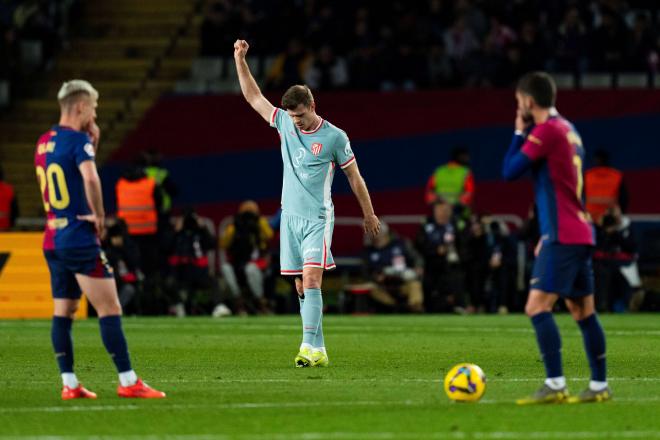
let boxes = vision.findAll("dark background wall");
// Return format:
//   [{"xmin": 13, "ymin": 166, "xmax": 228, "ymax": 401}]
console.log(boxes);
[{"xmin": 100, "ymin": 89, "xmax": 660, "ymax": 229}]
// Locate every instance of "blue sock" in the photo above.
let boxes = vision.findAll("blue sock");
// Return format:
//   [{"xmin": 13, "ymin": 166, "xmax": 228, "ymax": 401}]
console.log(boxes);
[
  {"xmin": 577, "ymin": 314, "xmax": 607, "ymax": 381},
  {"xmin": 531, "ymin": 312, "xmax": 563, "ymax": 378},
  {"xmin": 301, "ymin": 288, "xmax": 322, "ymax": 346},
  {"xmin": 99, "ymin": 315, "xmax": 132, "ymax": 373},
  {"xmin": 51, "ymin": 316, "xmax": 74, "ymax": 373}
]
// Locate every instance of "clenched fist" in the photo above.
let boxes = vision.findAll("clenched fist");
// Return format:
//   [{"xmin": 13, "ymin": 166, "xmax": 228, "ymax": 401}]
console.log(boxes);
[{"xmin": 234, "ymin": 39, "xmax": 249, "ymax": 59}]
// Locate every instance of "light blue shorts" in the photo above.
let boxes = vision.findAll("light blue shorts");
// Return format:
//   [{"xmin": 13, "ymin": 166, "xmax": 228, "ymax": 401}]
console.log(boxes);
[{"xmin": 280, "ymin": 212, "xmax": 335, "ymax": 276}]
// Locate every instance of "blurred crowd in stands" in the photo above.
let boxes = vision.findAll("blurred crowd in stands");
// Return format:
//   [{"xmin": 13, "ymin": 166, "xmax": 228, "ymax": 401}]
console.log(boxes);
[
  {"xmin": 69, "ymin": 143, "xmax": 651, "ymax": 318},
  {"xmin": 0, "ymin": 0, "xmax": 80, "ymax": 107},
  {"xmin": 1, "ymin": 0, "xmax": 657, "ymax": 316},
  {"xmin": 1, "ymin": 143, "xmax": 652, "ymax": 315},
  {"xmin": 200, "ymin": 0, "xmax": 660, "ymax": 90}
]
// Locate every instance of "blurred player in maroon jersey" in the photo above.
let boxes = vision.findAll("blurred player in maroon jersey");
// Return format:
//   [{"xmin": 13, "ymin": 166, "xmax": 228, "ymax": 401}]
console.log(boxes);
[{"xmin": 502, "ymin": 72, "xmax": 610, "ymax": 404}]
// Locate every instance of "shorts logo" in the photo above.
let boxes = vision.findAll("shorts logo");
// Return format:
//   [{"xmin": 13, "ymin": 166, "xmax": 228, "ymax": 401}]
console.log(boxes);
[
  {"xmin": 311, "ymin": 143, "xmax": 323, "ymax": 156},
  {"xmin": 293, "ymin": 148, "xmax": 306, "ymax": 168}
]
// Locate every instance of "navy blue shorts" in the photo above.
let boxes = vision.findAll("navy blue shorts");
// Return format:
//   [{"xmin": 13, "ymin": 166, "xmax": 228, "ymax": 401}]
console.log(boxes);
[
  {"xmin": 530, "ymin": 242, "xmax": 594, "ymax": 298},
  {"xmin": 44, "ymin": 246, "xmax": 114, "ymax": 299}
]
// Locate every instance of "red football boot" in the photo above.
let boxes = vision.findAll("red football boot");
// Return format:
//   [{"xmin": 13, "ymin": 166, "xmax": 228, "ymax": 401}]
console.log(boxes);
[
  {"xmin": 117, "ymin": 379, "xmax": 166, "ymax": 399},
  {"xmin": 61, "ymin": 385, "xmax": 97, "ymax": 400}
]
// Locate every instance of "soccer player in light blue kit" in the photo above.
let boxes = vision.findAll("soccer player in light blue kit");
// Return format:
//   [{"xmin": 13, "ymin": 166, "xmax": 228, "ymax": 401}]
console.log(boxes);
[{"xmin": 234, "ymin": 40, "xmax": 380, "ymax": 367}]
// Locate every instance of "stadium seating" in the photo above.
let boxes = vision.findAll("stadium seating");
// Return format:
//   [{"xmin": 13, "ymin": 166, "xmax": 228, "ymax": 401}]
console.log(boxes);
[{"xmin": 0, "ymin": 0, "xmax": 203, "ymax": 219}]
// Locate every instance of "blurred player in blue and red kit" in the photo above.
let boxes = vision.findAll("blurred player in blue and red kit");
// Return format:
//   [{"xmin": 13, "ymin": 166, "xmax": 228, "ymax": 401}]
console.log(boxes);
[
  {"xmin": 502, "ymin": 72, "xmax": 610, "ymax": 404},
  {"xmin": 34, "ymin": 80, "xmax": 165, "ymax": 399}
]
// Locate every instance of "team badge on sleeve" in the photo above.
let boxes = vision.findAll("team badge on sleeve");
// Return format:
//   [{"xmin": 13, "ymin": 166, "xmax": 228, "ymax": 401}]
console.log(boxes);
[
  {"xmin": 84, "ymin": 143, "xmax": 96, "ymax": 157},
  {"xmin": 311, "ymin": 143, "xmax": 323, "ymax": 156},
  {"xmin": 344, "ymin": 142, "xmax": 353, "ymax": 157}
]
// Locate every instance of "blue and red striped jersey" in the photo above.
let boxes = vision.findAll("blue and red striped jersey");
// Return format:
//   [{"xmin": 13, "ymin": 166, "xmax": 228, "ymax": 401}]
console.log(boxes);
[
  {"xmin": 521, "ymin": 116, "xmax": 595, "ymax": 245},
  {"xmin": 34, "ymin": 125, "xmax": 99, "ymax": 250}
]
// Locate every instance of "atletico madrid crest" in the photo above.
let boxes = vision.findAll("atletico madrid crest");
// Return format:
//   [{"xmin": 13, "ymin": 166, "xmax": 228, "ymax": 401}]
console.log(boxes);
[{"xmin": 311, "ymin": 143, "xmax": 323, "ymax": 156}]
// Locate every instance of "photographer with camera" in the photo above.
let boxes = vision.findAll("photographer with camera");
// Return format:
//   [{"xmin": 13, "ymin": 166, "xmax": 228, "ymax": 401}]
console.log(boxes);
[
  {"xmin": 220, "ymin": 200, "xmax": 274, "ymax": 314},
  {"xmin": 365, "ymin": 222, "xmax": 424, "ymax": 313},
  {"xmin": 593, "ymin": 206, "xmax": 641, "ymax": 312},
  {"xmin": 167, "ymin": 208, "xmax": 217, "ymax": 316},
  {"xmin": 102, "ymin": 219, "xmax": 143, "ymax": 314}
]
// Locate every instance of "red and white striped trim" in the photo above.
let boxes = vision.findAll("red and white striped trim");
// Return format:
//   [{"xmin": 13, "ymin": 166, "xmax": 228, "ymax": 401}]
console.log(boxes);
[
  {"xmin": 300, "ymin": 263, "xmax": 336, "ymax": 271},
  {"xmin": 270, "ymin": 108, "xmax": 279, "ymax": 127},
  {"xmin": 300, "ymin": 117, "xmax": 323, "ymax": 134},
  {"xmin": 322, "ymin": 237, "xmax": 327, "ymax": 268},
  {"xmin": 281, "ymin": 269, "xmax": 302, "ymax": 275},
  {"xmin": 340, "ymin": 156, "xmax": 356, "ymax": 169}
]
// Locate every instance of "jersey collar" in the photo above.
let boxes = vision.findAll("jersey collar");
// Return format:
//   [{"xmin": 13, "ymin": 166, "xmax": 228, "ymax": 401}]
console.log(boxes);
[{"xmin": 300, "ymin": 116, "xmax": 324, "ymax": 134}]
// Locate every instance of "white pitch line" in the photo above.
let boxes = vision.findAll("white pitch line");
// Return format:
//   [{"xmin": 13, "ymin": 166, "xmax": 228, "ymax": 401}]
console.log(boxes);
[
  {"xmin": 3, "ymin": 431, "xmax": 660, "ymax": 440},
  {"xmin": 2, "ymin": 396, "xmax": 660, "ymax": 414},
  {"xmin": 14, "ymin": 376, "xmax": 660, "ymax": 385},
  {"xmin": 0, "ymin": 400, "xmax": 422, "ymax": 414}
]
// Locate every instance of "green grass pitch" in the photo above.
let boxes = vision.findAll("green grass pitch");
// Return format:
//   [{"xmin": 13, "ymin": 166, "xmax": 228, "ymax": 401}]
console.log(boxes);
[{"xmin": 1, "ymin": 314, "xmax": 660, "ymax": 439}]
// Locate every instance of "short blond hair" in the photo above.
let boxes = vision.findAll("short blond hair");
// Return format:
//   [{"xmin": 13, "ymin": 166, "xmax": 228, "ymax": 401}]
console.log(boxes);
[{"xmin": 57, "ymin": 80, "xmax": 99, "ymax": 108}]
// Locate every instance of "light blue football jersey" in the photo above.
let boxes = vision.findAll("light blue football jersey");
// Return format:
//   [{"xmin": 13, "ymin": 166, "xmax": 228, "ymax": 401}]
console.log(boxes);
[{"xmin": 270, "ymin": 108, "xmax": 356, "ymax": 221}]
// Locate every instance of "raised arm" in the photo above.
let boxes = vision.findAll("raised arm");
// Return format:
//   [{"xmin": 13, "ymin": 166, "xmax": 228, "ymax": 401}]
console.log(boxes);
[
  {"xmin": 234, "ymin": 40, "xmax": 275, "ymax": 123},
  {"xmin": 343, "ymin": 161, "xmax": 380, "ymax": 237}
]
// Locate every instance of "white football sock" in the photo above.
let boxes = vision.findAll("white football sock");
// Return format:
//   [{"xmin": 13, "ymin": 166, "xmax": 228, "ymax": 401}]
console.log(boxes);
[
  {"xmin": 299, "ymin": 342, "xmax": 313, "ymax": 351},
  {"xmin": 589, "ymin": 380, "xmax": 608, "ymax": 391},
  {"xmin": 313, "ymin": 346, "xmax": 327, "ymax": 355},
  {"xmin": 545, "ymin": 376, "xmax": 566, "ymax": 390},
  {"xmin": 61, "ymin": 373, "xmax": 79, "ymax": 388},
  {"xmin": 119, "ymin": 370, "xmax": 138, "ymax": 387}
]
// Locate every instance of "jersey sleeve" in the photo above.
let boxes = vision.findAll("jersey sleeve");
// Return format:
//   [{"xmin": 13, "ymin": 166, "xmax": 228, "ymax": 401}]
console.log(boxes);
[
  {"xmin": 521, "ymin": 125, "xmax": 552, "ymax": 161},
  {"xmin": 333, "ymin": 130, "xmax": 356, "ymax": 169},
  {"xmin": 269, "ymin": 107, "xmax": 285, "ymax": 129},
  {"xmin": 73, "ymin": 133, "xmax": 96, "ymax": 166}
]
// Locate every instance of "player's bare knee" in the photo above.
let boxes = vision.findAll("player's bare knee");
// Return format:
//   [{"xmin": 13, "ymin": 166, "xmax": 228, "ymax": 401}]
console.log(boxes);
[
  {"xmin": 524, "ymin": 300, "xmax": 551, "ymax": 317},
  {"xmin": 302, "ymin": 276, "xmax": 322, "ymax": 290},
  {"xmin": 567, "ymin": 304, "xmax": 593, "ymax": 321},
  {"xmin": 301, "ymin": 268, "xmax": 323, "ymax": 290},
  {"xmin": 54, "ymin": 300, "xmax": 79, "ymax": 318},
  {"xmin": 525, "ymin": 290, "xmax": 557, "ymax": 317},
  {"xmin": 93, "ymin": 294, "xmax": 122, "ymax": 317},
  {"xmin": 97, "ymin": 302, "xmax": 122, "ymax": 317},
  {"xmin": 524, "ymin": 303, "xmax": 540, "ymax": 317},
  {"xmin": 59, "ymin": 307, "xmax": 78, "ymax": 319}
]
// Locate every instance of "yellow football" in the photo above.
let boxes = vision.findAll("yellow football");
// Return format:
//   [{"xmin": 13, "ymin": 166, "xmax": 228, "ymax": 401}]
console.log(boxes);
[{"xmin": 444, "ymin": 363, "xmax": 487, "ymax": 402}]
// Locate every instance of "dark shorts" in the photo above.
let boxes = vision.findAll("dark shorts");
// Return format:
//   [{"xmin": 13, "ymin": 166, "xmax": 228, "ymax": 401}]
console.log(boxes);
[
  {"xmin": 44, "ymin": 246, "xmax": 114, "ymax": 299},
  {"xmin": 531, "ymin": 242, "xmax": 594, "ymax": 298}
]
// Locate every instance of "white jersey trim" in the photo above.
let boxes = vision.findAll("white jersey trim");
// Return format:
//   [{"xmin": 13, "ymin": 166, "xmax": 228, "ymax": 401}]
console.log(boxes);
[
  {"xmin": 340, "ymin": 156, "xmax": 356, "ymax": 169},
  {"xmin": 269, "ymin": 108, "xmax": 279, "ymax": 128}
]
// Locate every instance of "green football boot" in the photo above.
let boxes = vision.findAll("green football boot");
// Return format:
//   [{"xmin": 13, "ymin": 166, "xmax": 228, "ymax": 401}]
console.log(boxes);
[
  {"xmin": 311, "ymin": 350, "xmax": 329, "ymax": 367},
  {"xmin": 294, "ymin": 347, "xmax": 313, "ymax": 368},
  {"xmin": 516, "ymin": 384, "xmax": 569, "ymax": 405},
  {"xmin": 567, "ymin": 387, "xmax": 612, "ymax": 403}
]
